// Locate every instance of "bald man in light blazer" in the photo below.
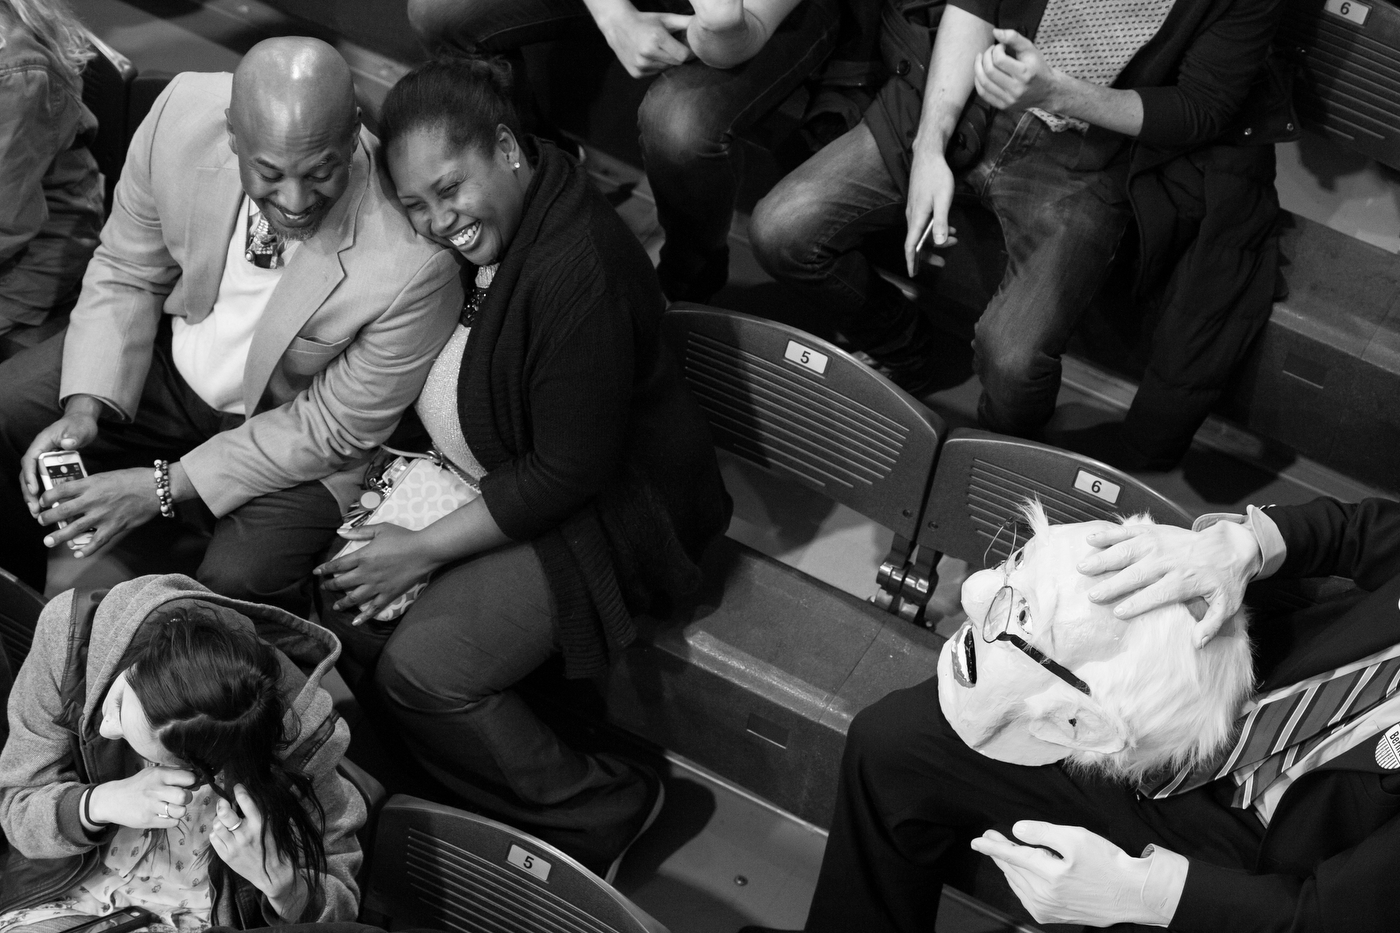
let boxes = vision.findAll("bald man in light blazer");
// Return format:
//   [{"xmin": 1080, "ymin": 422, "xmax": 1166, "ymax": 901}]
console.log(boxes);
[{"xmin": 0, "ymin": 38, "xmax": 462, "ymax": 614}]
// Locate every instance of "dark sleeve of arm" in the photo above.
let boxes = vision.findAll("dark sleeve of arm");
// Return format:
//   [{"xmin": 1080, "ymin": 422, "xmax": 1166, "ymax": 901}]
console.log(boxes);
[
  {"xmin": 1135, "ymin": 0, "xmax": 1285, "ymax": 147},
  {"xmin": 1170, "ymin": 808, "xmax": 1398, "ymax": 933},
  {"xmin": 1266, "ymin": 497, "xmax": 1400, "ymax": 590},
  {"xmin": 479, "ymin": 287, "xmax": 635, "ymax": 540},
  {"xmin": 947, "ymin": 0, "xmax": 1000, "ymax": 28}
]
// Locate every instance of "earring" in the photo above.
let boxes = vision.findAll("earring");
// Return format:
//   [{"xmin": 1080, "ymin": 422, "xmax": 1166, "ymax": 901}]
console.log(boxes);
[{"xmin": 512, "ymin": 161, "xmax": 521, "ymax": 170}]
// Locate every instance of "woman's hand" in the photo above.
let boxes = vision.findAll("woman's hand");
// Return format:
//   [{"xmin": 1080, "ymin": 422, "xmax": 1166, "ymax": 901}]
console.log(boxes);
[
  {"xmin": 88, "ymin": 766, "xmax": 196, "ymax": 829},
  {"xmin": 316, "ymin": 524, "xmax": 442, "ymax": 625},
  {"xmin": 1078, "ymin": 521, "xmax": 1263, "ymax": 648},
  {"xmin": 211, "ymin": 785, "xmax": 307, "ymax": 920}
]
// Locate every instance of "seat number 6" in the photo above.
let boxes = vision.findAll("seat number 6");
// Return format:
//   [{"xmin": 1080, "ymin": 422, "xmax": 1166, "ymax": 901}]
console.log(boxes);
[{"xmin": 1074, "ymin": 470, "xmax": 1121, "ymax": 505}]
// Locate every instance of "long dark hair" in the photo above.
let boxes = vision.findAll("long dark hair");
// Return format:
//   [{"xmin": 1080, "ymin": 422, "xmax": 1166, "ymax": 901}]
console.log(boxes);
[
  {"xmin": 378, "ymin": 55, "xmax": 521, "ymax": 160},
  {"xmin": 119, "ymin": 605, "xmax": 328, "ymax": 910}
]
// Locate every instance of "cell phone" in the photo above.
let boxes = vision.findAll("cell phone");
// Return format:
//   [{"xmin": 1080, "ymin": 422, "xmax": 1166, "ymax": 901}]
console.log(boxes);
[
  {"xmin": 36, "ymin": 450, "xmax": 94, "ymax": 550},
  {"xmin": 69, "ymin": 907, "xmax": 159, "ymax": 933}
]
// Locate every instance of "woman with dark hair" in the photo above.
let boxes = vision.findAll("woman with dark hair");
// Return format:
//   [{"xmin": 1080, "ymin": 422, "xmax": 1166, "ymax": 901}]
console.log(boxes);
[
  {"xmin": 315, "ymin": 56, "xmax": 730, "ymax": 879},
  {"xmin": 0, "ymin": 575, "xmax": 364, "ymax": 931},
  {"xmin": 0, "ymin": 0, "xmax": 103, "ymax": 337}
]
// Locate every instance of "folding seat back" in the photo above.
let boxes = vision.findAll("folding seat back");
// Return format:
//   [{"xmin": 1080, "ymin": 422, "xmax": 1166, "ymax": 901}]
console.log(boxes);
[
  {"xmin": 363, "ymin": 795, "xmax": 667, "ymax": 933},
  {"xmin": 663, "ymin": 303, "xmax": 945, "ymax": 613},
  {"xmin": 920, "ymin": 428, "xmax": 1194, "ymax": 572},
  {"xmin": 80, "ymin": 33, "xmax": 136, "ymax": 214},
  {"xmin": 0, "ymin": 569, "xmax": 43, "ymax": 676}
]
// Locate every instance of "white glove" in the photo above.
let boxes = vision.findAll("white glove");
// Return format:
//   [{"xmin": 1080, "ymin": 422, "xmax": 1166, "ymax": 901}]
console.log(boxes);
[
  {"xmin": 1077, "ymin": 519, "xmax": 1261, "ymax": 648},
  {"xmin": 970, "ymin": 821, "xmax": 1183, "ymax": 927}
]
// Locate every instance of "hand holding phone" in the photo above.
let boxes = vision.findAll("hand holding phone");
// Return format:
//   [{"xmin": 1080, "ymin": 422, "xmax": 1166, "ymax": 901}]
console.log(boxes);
[{"xmin": 36, "ymin": 451, "xmax": 94, "ymax": 550}]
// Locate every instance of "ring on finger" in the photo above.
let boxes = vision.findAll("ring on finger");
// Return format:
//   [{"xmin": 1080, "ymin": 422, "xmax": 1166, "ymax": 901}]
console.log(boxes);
[
  {"xmin": 162, "ymin": 802, "xmax": 171, "ymax": 819},
  {"xmin": 224, "ymin": 818, "xmax": 244, "ymax": 832}
]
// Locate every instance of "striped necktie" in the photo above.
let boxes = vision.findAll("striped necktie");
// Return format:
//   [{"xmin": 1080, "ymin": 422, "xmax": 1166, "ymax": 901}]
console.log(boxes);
[{"xmin": 1143, "ymin": 652, "xmax": 1400, "ymax": 807}]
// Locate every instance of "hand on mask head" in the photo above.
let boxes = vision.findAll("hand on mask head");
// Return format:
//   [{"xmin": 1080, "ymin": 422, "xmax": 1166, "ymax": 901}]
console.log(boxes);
[
  {"xmin": 971, "ymin": 821, "xmax": 1175, "ymax": 927},
  {"xmin": 1076, "ymin": 521, "xmax": 1261, "ymax": 648}
]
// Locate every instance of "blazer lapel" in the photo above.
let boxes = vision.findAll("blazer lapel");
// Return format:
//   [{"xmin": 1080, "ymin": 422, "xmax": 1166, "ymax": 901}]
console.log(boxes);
[
  {"xmin": 241, "ymin": 139, "xmax": 368, "ymax": 413},
  {"xmin": 185, "ymin": 147, "xmax": 243, "ymax": 321}
]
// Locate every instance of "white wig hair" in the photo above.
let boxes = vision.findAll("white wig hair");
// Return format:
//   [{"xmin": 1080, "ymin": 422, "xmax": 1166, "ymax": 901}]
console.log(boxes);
[{"xmin": 1020, "ymin": 500, "xmax": 1255, "ymax": 784}]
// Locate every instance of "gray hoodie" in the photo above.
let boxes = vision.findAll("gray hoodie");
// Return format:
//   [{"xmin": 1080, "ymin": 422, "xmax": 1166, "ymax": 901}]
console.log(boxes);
[{"xmin": 0, "ymin": 574, "xmax": 364, "ymax": 926}]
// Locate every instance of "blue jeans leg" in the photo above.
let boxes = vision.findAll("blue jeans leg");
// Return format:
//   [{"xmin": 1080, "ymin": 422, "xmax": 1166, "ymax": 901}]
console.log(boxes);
[
  {"xmin": 640, "ymin": 0, "xmax": 841, "ymax": 300},
  {"xmin": 969, "ymin": 112, "xmax": 1130, "ymax": 435},
  {"xmin": 750, "ymin": 120, "xmax": 917, "ymax": 345}
]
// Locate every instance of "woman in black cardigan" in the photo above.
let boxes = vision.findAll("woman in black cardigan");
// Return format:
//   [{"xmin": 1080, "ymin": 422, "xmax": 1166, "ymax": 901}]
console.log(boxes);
[{"xmin": 316, "ymin": 57, "xmax": 731, "ymax": 878}]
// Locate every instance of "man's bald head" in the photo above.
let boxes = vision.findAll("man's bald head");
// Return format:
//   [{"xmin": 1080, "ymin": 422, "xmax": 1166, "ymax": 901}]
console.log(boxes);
[{"xmin": 226, "ymin": 38, "xmax": 361, "ymax": 240}]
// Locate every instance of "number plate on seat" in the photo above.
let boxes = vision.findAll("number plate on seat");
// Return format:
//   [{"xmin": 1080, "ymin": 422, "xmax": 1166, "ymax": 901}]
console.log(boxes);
[
  {"xmin": 784, "ymin": 340, "xmax": 829, "ymax": 375},
  {"xmin": 1073, "ymin": 470, "xmax": 1121, "ymax": 505},
  {"xmin": 1324, "ymin": 0, "xmax": 1370, "ymax": 25},
  {"xmin": 507, "ymin": 844, "xmax": 551, "ymax": 881}
]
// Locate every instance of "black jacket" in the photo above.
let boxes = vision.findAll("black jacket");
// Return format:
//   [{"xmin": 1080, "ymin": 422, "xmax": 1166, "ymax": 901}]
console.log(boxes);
[
  {"xmin": 461, "ymin": 139, "xmax": 732, "ymax": 679},
  {"xmin": 1173, "ymin": 498, "xmax": 1400, "ymax": 933},
  {"xmin": 864, "ymin": 0, "xmax": 1285, "ymax": 189}
]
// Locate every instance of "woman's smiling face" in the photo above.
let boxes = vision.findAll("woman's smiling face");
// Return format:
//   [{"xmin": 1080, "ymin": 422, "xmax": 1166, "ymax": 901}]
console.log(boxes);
[{"xmin": 388, "ymin": 125, "xmax": 527, "ymax": 267}]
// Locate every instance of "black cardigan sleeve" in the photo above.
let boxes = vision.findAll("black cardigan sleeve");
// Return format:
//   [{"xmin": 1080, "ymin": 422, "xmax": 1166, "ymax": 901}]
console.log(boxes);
[
  {"xmin": 477, "ymin": 256, "xmax": 636, "ymax": 542},
  {"xmin": 1134, "ymin": 0, "xmax": 1284, "ymax": 148}
]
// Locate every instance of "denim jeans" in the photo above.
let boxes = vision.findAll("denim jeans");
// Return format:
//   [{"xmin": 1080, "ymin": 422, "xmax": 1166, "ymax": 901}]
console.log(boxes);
[
  {"xmin": 408, "ymin": 0, "xmax": 841, "ymax": 300},
  {"xmin": 751, "ymin": 110, "xmax": 1131, "ymax": 435}
]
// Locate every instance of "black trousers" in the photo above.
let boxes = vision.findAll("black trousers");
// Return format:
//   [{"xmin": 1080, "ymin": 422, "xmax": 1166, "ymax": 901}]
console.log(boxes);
[
  {"xmin": 319, "ymin": 543, "xmax": 651, "ymax": 874},
  {"xmin": 807, "ymin": 674, "xmax": 1266, "ymax": 933},
  {"xmin": 0, "ymin": 328, "xmax": 341, "ymax": 616}
]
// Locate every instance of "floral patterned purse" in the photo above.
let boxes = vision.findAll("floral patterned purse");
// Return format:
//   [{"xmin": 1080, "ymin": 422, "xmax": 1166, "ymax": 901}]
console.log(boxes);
[{"xmin": 335, "ymin": 448, "xmax": 479, "ymax": 622}]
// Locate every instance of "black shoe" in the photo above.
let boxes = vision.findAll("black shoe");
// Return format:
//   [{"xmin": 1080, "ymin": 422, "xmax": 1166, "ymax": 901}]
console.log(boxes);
[
  {"xmin": 855, "ymin": 313, "xmax": 950, "ymax": 397},
  {"xmin": 603, "ymin": 763, "xmax": 666, "ymax": 884}
]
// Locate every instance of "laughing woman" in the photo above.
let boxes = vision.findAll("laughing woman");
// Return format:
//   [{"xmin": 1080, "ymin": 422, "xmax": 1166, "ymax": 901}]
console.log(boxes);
[{"xmin": 315, "ymin": 57, "xmax": 730, "ymax": 879}]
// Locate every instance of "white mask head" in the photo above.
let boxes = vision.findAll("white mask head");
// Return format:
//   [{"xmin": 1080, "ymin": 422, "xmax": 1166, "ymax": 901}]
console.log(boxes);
[{"xmin": 938, "ymin": 503, "xmax": 1254, "ymax": 782}]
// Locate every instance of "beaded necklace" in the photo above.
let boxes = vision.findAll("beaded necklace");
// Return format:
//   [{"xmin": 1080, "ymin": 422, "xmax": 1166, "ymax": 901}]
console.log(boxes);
[{"xmin": 462, "ymin": 262, "xmax": 499, "ymax": 329}]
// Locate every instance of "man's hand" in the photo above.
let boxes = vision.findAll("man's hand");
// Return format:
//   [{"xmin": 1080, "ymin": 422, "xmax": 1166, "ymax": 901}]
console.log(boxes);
[
  {"xmin": 973, "ymin": 29, "xmax": 1059, "ymax": 112},
  {"xmin": 316, "ymin": 523, "xmax": 443, "ymax": 625},
  {"xmin": 19, "ymin": 399, "xmax": 102, "ymax": 511},
  {"xmin": 35, "ymin": 467, "xmax": 160, "ymax": 558},
  {"xmin": 1078, "ymin": 520, "xmax": 1261, "ymax": 648},
  {"xmin": 598, "ymin": 7, "xmax": 694, "ymax": 77},
  {"xmin": 904, "ymin": 146, "xmax": 957, "ymax": 276},
  {"xmin": 971, "ymin": 822, "xmax": 1162, "ymax": 927},
  {"xmin": 690, "ymin": 0, "xmax": 746, "ymax": 34}
]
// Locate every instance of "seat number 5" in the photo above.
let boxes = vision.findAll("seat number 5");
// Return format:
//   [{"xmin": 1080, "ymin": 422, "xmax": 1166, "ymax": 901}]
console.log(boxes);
[
  {"xmin": 784, "ymin": 340, "xmax": 829, "ymax": 375},
  {"xmin": 507, "ymin": 843, "xmax": 552, "ymax": 881}
]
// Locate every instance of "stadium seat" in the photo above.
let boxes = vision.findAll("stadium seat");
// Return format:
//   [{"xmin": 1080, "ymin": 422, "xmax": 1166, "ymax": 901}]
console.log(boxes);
[
  {"xmin": 664, "ymin": 302, "xmax": 945, "ymax": 616},
  {"xmin": 0, "ymin": 568, "xmax": 44, "ymax": 676},
  {"xmin": 919, "ymin": 427, "xmax": 1194, "ymax": 576},
  {"xmin": 584, "ymin": 305, "xmax": 946, "ymax": 826},
  {"xmin": 361, "ymin": 795, "xmax": 668, "ymax": 933},
  {"xmin": 81, "ymin": 32, "xmax": 137, "ymax": 215}
]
